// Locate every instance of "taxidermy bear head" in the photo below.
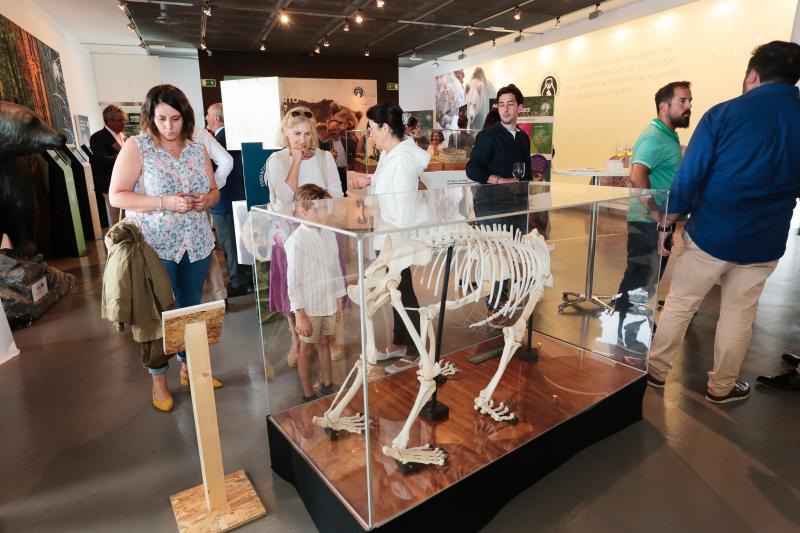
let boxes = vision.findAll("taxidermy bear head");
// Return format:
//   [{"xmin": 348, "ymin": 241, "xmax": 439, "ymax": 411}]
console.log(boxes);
[{"xmin": 0, "ymin": 101, "xmax": 66, "ymax": 158}]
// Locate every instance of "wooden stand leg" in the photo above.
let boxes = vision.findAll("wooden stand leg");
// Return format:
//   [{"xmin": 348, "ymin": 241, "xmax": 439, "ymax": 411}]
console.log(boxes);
[{"xmin": 169, "ymin": 320, "xmax": 266, "ymax": 532}]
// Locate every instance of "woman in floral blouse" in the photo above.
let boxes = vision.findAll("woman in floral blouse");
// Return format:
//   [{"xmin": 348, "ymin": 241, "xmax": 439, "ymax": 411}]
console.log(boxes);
[{"xmin": 110, "ymin": 84, "xmax": 220, "ymax": 412}]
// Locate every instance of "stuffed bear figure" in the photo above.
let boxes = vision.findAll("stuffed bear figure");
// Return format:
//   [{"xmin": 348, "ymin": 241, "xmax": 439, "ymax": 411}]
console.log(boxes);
[{"xmin": 0, "ymin": 101, "xmax": 66, "ymax": 255}]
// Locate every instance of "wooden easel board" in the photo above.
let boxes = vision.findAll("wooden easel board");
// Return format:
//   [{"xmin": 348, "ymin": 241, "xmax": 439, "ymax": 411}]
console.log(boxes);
[
  {"xmin": 162, "ymin": 300, "xmax": 225, "ymax": 355},
  {"xmin": 170, "ymin": 469, "xmax": 266, "ymax": 533}
]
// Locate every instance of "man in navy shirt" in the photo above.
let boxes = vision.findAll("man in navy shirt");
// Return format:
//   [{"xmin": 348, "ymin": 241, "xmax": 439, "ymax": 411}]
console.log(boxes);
[
  {"xmin": 467, "ymin": 84, "xmax": 532, "ymax": 312},
  {"xmin": 647, "ymin": 41, "xmax": 800, "ymax": 403}
]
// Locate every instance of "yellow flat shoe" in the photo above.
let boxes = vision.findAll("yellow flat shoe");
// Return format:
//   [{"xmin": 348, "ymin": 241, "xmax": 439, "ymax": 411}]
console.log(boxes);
[
  {"xmin": 180, "ymin": 375, "xmax": 223, "ymax": 389},
  {"xmin": 152, "ymin": 390, "xmax": 174, "ymax": 412}
]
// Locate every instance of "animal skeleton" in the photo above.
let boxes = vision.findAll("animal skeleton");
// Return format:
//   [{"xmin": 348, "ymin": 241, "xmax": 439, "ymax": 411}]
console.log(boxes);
[{"xmin": 312, "ymin": 224, "xmax": 552, "ymax": 467}]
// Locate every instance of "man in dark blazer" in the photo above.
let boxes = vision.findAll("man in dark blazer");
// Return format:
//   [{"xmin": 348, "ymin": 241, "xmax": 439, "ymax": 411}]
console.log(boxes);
[
  {"xmin": 205, "ymin": 103, "xmax": 252, "ymax": 296},
  {"xmin": 89, "ymin": 105, "xmax": 126, "ymax": 227}
]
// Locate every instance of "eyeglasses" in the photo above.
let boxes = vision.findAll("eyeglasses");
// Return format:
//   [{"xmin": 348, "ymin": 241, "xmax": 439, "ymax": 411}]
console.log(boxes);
[{"xmin": 291, "ymin": 110, "xmax": 313, "ymax": 118}]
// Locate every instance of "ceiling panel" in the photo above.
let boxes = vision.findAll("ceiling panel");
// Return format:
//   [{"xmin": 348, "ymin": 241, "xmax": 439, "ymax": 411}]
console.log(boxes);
[{"xmin": 125, "ymin": 0, "xmax": 602, "ymax": 62}]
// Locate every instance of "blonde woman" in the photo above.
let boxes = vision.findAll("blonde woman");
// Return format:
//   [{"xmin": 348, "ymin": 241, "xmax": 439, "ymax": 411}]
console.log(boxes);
[
  {"xmin": 267, "ymin": 106, "xmax": 343, "ymax": 202},
  {"xmin": 266, "ymin": 107, "xmax": 344, "ymax": 370}
]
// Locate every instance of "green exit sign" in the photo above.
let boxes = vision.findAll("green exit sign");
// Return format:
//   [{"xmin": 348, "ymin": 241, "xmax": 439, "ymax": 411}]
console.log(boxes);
[
  {"xmin": 386, "ymin": 82, "xmax": 399, "ymax": 91},
  {"xmin": 201, "ymin": 78, "xmax": 217, "ymax": 88}
]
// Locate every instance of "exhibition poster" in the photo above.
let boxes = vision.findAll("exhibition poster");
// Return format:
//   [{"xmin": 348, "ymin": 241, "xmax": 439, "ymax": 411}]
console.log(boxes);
[{"xmin": 0, "ymin": 14, "xmax": 75, "ymax": 143}]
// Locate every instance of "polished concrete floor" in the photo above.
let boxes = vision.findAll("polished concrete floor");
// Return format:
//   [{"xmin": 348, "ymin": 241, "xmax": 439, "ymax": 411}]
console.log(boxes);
[{"xmin": 1, "ymin": 211, "xmax": 799, "ymax": 532}]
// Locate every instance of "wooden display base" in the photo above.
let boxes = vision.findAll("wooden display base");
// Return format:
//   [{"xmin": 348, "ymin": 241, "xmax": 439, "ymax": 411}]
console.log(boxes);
[
  {"xmin": 170, "ymin": 470, "xmax": 267, "ymax": 533},
  {"xmin": 269, "ymin": 332, "xmax": 646, "ymax": 531}
]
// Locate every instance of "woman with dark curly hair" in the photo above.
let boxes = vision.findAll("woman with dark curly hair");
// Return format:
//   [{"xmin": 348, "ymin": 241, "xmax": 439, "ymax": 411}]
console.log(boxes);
[{"xmin": 110, "ymin": 84, "xmax": 220, "ymax": 412}]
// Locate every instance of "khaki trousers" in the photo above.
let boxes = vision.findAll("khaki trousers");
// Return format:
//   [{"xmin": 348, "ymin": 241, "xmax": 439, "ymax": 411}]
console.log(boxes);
[{"xmin": 649, "ymin": 232, "xmax": 777, "ymax": 396}]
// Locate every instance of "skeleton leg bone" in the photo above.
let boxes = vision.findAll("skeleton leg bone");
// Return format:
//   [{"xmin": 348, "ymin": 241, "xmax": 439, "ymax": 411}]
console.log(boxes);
[
  {"xmin": 475, "ymin": 281, "xmax": 546, "ymax": 423},
  {"xmin": 381, "ymin": 288, "xmax": 456, "ymax": 466}
]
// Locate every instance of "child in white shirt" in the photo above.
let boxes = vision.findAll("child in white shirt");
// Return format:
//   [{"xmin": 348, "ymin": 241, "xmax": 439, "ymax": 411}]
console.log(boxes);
[{"xmin": 284, "ymin": 184, "xmax": 346, "ymax": 401}]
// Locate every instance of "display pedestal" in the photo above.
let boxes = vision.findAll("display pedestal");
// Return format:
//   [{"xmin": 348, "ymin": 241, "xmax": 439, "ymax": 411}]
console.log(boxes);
[
  {"xmin": 164, "ymin": 302, "xmax": 266, "ymax": 532},
  {"xmin": 267, "ymin": 333, "xmax": 646, "ymax": 532}
]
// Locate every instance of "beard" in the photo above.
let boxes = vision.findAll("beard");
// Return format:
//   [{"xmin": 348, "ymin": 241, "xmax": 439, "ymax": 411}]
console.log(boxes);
[{"xmin": 671, "ymin": 112, "xmax": 691, "ymax": 129}]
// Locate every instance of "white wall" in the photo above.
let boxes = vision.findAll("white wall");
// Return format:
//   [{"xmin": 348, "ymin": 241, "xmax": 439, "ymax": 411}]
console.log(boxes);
[
  {"xmin": 0, "ymin": 0, "xmax": 102, "ymax": 133},
  {"xmin": 399, "ymin": 65, "xmax": 436, "ymax": 111},
  {"xmin": 400, "ymin": 0, "xmax": 799, "ymax": 169},
  {"xmin": 159, "ymin": 57, "xmax": 204, "ymax": 125}
]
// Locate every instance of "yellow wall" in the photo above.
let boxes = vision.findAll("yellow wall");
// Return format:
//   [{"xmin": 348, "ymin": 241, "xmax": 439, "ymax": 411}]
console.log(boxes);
[{"xmin": 464, "ymin": 0, "xmax": 797, "ymax": 170}]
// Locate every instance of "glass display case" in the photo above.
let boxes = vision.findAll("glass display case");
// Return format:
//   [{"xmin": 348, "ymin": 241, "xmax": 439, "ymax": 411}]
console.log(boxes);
[{"xmin": 250, "ymin": 182, "xmax": 668, "ymax": 531}]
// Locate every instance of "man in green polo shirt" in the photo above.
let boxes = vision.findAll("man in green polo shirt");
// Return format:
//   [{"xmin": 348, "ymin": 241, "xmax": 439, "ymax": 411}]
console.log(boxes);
[{"xmin": 615, "ymin": 81, "xmax": 692, "ymax": 352}]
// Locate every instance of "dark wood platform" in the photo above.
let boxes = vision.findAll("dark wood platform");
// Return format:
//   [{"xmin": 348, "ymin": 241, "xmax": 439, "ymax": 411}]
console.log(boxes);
[{"xmin": 268, "ymin": 332, "xmax": 645, "ymax": 530}]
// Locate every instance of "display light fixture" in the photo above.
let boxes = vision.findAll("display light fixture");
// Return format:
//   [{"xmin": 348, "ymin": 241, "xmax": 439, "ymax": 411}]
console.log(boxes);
[
  {"xmin": 458, "ymin": 49, "xmax": 466, "ymax": 60},
  {"xmin": 364, "ymin": 48, "xmax": 370, "ymax": 56},
  {"xmin": 207, "ymin": 49, "xmax": 213, "ymax": 57},
  {"xmin": 433, "ymin": 59, "xmax": 439, "ymax": 67},
  {"xmin": 513, "ymin": 6, "xmax": 522, "ymax": 20},
  {"xmin": 376, "ymin": 0, "xmax": 385, "ymax": 7},
  {"xmin": 589, "ymin": 3, "xmax": 603, "ymax": 20},
  {"xmin": 260, "ymin": 42, "xmax": 266, "ymax": 51},
  {"xmin": 514, "ymin": 31, "xmax": 523, "ymax": 43},
  {"xmin": 200, "ymin": 39, "xmax": 207, "ymax": 50},
  {"xmin": 410, "ymin": 49, "xmax": 417, "ymax": 59},
  {"xmin": 280, "ymin": 11, "xmax": 289, "ymax": 24},
  {"xmin": 467, "ymin": 27, "xmax": 475, "ymax": 37},
  {"xmin": 492, "ymin": 38, "xmax": 496, "ymax": 48},
  {"xmin": 355, "ymin": 10, "xmax": 364, "ymax": 24},
  {"xmin": 343, "ymin": 19, "xmax": 350, "ymax": 31},
  {"xmin": 127, "ymin": 23, "xmax": 136, "ymax": 32},
  {"xmin": 323, "ymin": 36, "xmax": 330, "ymax": 47},
  {"xmin": 555, "ymin": 16, "xmax": 561, "ymax": 28},
  {"xmin": 314, "ymin": 44, "xmax": 321, "ymax": 54},
  {"xmin": 118, "ymin": 1, "xmax": 127, "ymax": 11},
  {"xmin": 202, "ymin": 3, "xmax": 212, "ymax": 16},
  {"xmin": 138, "ymin": 42, "xmax": 146, "ymax": 49}
]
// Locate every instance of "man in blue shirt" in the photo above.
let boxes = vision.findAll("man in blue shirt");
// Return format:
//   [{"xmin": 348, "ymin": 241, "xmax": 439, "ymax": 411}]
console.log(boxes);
[{"xmin": 647, "ymin": 41, "xmax": 800, "ymax": 403}]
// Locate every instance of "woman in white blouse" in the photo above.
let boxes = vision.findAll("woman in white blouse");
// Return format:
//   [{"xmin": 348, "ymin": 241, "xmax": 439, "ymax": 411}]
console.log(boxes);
[
  {"xmin": 362, "ymin": 102, "xmax": 431, "ymax": 364},
  {"xmin": 267, "ymin": 107, "xmax": 343, "ymax": 203},
  {"xmin": 266, "ymin": 107, "xmax": 343, "ymax": 369}
]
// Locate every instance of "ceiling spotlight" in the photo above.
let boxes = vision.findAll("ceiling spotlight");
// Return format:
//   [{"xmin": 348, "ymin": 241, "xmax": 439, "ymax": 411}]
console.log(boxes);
[
  {"xmin": 118, "ymin": 0, "xmax": 127, "ymax": 11},
  {"xmin": 555, "ymin": 16, "xmax": 561, "ymax": 28},
  {"xmin": 410, "ymin": 49, "xmax": 416, "ymax": 59},
  {"xmin": 280, "ymin": 11, "xmax": 289, "ymax": 24},
  {"xmin": 492, "ymin": 38, "xmax": 496, "ymax": 48},
  {"xmin": 259, "ymin": 42, "xmax": 266, "ymax": 51},
  {"xmin": 458, "ymin": 49, "xmax": 465, "ymax": 60},
  {"xmin": 138, "ymin": 42, "xmax": 146, "ymax": 49},
  {"xmin": 513, "ymin": 6, "xmax": 521, "ymax": 20},
  {"xmin": 207, "ymin": 49, "xmax": 213, "ymax": 57},
  {"xmin": 589, "ymin": 3, "xmax": 603, "ymax": 20},
  {"xmin": 355, "ymin": 10, "xmax": 363, "ymax": 24},
  {"xmin": 127, "ymin": 23, "xmax": 136, "ymax": 32},
  {"xmin": 514, "ymin": 31, "xmax": 523, "ymax": 43},
  {"xmin": 202, "ymin": 4, "xmax": 212, "ymax": 16},
  {"xmin": 343, "ymin": 19, "xmax": 350, "ymax": 31},
  {"xmin": 377, "ymin": 0, "xmax": 385, "ymax": 7},
  {"xmin": 314, "ymin": 44, "xmax": 321, "ymax": 54},
  {"xmin": 467, "ymin": 27, "xmax": 475, "ymax": 37},
  {"xmin": 200, "ymin": 39, "xmax": 207, "ymax": 50},
  {"xmin": 433, "ymin": 59, "xmax": 439, "ymax": 67},
  {"xmin": 364, "ymin": 48, "xmax": 370, "ymax": 56},
  {"xmin": 323, "ymin": 36, "xmax": 330, "ymax": 47}
]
